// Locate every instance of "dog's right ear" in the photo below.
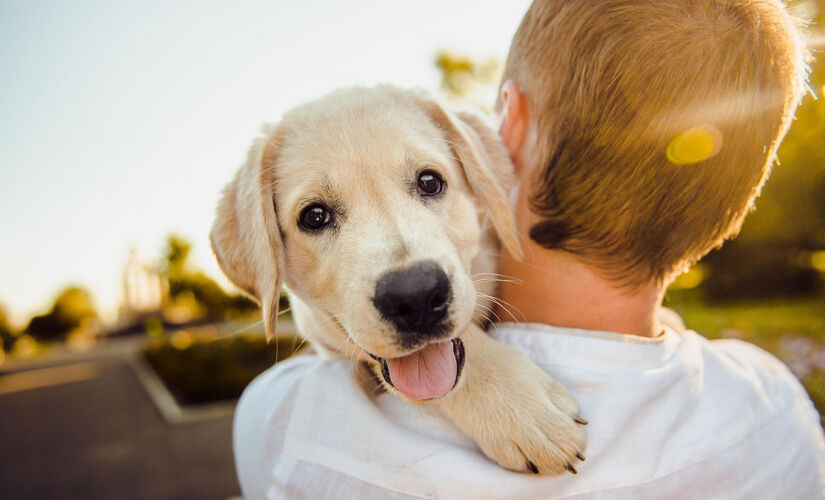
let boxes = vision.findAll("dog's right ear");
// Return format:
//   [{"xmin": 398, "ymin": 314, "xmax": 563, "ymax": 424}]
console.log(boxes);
[
  {"xmin": 416, "ymin": 97, "xmax": 525, "ymax": 261},
  {"xmin": 210, "ymin": 129, "xmax": 286, "ymax": 341}
]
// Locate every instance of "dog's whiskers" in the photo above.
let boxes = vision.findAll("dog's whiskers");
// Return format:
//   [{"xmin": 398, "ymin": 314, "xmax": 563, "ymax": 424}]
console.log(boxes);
[
  {"xmin": 475, "ymin": 301, "xmax": 503, "ymax": 324},
  {"xmin": 369, "ymin": 379, "xmax": 389, "ymax": 396},
  {"xmin": 292, "ymin": 335, "xmax": 310, "ymax": 354},
  {"xmin": 471, "ymin": 272, "xmax": 524, "ymax": 285},
  {"xmin": 472, "ymin": 271, "xmax": 522, "ymax": 280},
  {"xmin": 219, "ymin": 319, "xmax": 264, "ymax": 338},
  {"xmin": 477, "ymin": 291, "xmax": 525, "ymax": 323},
  {"xmin": 472, "ymin": 278, "xmax": 522, "ymax": 286}
]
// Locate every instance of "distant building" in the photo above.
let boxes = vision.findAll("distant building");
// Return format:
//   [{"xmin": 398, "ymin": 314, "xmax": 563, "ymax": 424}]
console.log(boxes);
[{"xmin": 117, "ymin": 247, "xmax": 165, "ymax": 326}]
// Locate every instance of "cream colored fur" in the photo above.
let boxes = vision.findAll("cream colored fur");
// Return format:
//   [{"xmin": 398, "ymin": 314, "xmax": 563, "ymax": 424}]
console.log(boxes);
[{"xmin": 211, "ymin": 85, "xmax": 586, "ymax": 475}]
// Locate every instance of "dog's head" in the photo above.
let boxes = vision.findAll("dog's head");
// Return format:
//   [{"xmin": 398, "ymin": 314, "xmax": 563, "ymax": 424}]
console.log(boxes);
[{"xmin": 211, "ymin": 86, "xmax": 521, "ymax": 399}]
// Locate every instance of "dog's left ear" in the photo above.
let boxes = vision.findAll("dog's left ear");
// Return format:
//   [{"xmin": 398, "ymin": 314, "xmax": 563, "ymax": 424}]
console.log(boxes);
[
  {"xmin": 419, "ymin": 99, "xmax": 524, "ymax": 261},
  {"xmin": 210, "ymin": 128, "xmax": 286, "ymax": 341}
]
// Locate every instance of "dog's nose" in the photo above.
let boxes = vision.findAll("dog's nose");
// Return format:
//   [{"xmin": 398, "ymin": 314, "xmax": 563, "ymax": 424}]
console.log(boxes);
[{"xmin": 373, "ymin": 261, "xmax": 451, "ymax": 339}]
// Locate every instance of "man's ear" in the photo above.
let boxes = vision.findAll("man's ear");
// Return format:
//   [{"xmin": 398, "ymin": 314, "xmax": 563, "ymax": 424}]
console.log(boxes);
[
  {"xmin": 210, "ymin": 128, "xmax": 286, "ymax": 341},
  {"xmin": 497, "ymin": 80, "xmax": 530, "ymax": 168},
  {"xmin": 417, "ymin": 97, "xmax": 524, "ymax": 261}
]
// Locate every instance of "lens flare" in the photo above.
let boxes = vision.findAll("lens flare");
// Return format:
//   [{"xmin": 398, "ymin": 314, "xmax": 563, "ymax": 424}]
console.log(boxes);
[
  {"xmin": 667, "ymin": 125, "xmax": 722, "ymax": 165},
  {"xmin": 812, "ymin": 251, "xmax": 825, "ymax": 272},
  {"xmin": 170, "ymin": 330, "xmax": 193, "ymax": 350}
]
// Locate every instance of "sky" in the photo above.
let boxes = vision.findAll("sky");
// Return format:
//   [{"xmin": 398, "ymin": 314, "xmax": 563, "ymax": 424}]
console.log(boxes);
[{"xmin": 0, "ymin": 0, "xmax": 533, "ymax": 326}]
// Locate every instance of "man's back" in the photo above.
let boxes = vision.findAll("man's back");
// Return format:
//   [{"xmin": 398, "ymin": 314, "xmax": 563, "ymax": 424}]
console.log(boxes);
[{"xmin": 234, "ymin": 323, "xmax": 825, "ymax": 499}]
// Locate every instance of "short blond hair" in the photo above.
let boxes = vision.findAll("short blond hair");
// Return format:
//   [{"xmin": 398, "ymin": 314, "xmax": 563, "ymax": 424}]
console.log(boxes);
[{"xmin": 502, "ymin": 0, "xmax": 810, "ymax": 286}]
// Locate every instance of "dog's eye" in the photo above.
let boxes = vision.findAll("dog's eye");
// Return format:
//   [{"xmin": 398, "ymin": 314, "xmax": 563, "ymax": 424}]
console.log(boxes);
[
  {"xmin": 417, "ymin": 170, "xmax": 444, "ymax": 196},
  {"xmin": 299, "ymin": 204, "xmax": 332, "ymax": 231}
]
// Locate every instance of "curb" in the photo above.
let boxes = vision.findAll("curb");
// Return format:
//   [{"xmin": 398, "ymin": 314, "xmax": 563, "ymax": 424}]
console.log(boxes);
[{"xmin": 128, "ymin": 353, "xmax": 237, "ymax": 424}]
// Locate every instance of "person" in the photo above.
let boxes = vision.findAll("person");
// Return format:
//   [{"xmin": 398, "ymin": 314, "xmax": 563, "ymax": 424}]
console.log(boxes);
[{"xmin": 233, "ymin": 0, "xmax": 825, "ymax": 498}]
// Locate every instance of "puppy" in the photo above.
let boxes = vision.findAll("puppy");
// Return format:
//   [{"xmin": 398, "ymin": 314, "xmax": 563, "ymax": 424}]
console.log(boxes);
[{"xmin": 211, "ymin": 85, "xmax": 586, "ymax": 475}]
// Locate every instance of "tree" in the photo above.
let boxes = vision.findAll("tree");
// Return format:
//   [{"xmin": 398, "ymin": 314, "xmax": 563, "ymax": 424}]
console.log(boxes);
[
  {"xmin": 165, "ymin": 234, "xmax": 191, "ymax": 277},
  {"xmin": 0, "ymin": 305, "xmax": 15, "ymax": 352},
  {"xmin": 161, "ymin": 234, "xmax": 258, "ymax": 321},
  {"xmin": 435, "ymin": 50, "xmax": 501, "ymax": 109},
  {"xmin": 26, "ymin": 287, "xmax": 98, "ymax": 342}
]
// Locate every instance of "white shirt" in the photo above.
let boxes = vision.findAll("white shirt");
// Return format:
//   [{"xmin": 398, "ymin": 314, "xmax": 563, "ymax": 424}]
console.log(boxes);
[{"xmin": 234, "ymin": 322, "xmax": 825, "ymax": 499}]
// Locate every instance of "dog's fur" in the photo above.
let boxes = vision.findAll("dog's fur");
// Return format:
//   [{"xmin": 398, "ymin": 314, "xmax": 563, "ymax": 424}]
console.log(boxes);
[{"xmin": 211, "ymin": 85, "xmax": 586, "ymax": 475}]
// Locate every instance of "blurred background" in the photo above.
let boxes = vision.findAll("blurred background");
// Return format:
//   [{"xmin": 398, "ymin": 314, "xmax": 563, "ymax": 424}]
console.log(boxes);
[{"xmin": 0, "ymin": 0, "xmax": 823, "ymax": 498}]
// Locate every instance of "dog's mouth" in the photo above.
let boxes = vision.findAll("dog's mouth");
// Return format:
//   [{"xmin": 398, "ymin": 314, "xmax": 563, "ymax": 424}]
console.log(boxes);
[{"xmin": 369, "ymin": 338, "xmax": 465, "ymax": 400}]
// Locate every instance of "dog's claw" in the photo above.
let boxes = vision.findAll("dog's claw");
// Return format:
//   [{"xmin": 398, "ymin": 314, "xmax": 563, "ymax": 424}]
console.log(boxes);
[
  {"xmin": 526, "ymin": 461, "xmax": 539, "ymax": 474},
  {"xmin": 565, "ymin": 463, "xmax": 577, "ymax": 475},
  {"xmin": 576, "ymin": 452, "xmax": 586, "ymax": 462},
  {"xmin": 574, "ymin": 415, "xmax": 588, "ymax": 425}
]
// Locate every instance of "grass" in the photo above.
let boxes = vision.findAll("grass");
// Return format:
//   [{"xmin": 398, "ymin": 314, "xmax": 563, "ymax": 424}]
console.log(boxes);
[{"xmin": 666, "ymin": 291, "xmax": 825, "ymax": 424}]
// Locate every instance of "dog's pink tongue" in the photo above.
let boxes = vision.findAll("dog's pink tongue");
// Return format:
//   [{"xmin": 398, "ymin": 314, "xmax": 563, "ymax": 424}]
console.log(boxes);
[{"xmin": 386, "ymin": 341, "xmax": 457, "ymax": 400}]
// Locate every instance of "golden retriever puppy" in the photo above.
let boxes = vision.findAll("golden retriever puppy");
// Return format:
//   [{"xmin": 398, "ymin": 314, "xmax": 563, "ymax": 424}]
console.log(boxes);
[{"xmin": 211, "ymin": 85, "xmax": 586, "ymax": 475}]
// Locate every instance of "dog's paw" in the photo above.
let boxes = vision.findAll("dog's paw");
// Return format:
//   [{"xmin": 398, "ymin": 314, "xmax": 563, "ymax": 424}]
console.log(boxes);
[
  {"xmin": 435, "ymin": 328, "xmax": 587, "ymax": 476},
  {"xmin": 472, "ymin": 363, "xmax": 587, "ymax": 476}
]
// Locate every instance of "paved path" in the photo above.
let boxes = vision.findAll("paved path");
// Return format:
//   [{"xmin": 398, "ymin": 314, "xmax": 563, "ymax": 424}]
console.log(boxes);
[{"xmin": 0, "ymin": 355, "xmax": 241, "ymax": 499}]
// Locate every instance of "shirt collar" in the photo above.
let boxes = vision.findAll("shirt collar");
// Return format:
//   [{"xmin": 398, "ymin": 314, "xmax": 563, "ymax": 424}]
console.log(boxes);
[{"xmin": 489, "ymin": 322, "xmax": 683, "ymax": 371}]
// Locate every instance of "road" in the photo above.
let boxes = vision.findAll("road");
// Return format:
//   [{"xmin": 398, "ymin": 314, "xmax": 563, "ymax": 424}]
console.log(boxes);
[{"xmin": 0, "ymin": 354, "xmax": 241, "ymax": 499}]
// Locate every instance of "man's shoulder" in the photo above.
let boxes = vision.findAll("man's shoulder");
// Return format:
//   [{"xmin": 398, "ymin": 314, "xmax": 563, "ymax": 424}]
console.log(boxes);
[
  {"xmin": 233, "ymin": 355, "xmax": 356, "ymax": 499},
  {"xmin": 235, "ymin": 355, "xmax": 356, "ymax": 439},
  {"xmin": 689, "ymin": 334, "xmax": 825, "ymax": 495},
  {"xmin": 690, "ymin": 333, "xmax": 811, "ymax": 406},
  {"xmin": 664, "ymin": 305, "xmax": 800, "ymax": 395},
  {"xmin": 239, "ymin": 355, "xmax": 339, "ymax": 404},
  {"xmin": 678, "ymin": 332, "xmax": 823, "ymax": 459}
]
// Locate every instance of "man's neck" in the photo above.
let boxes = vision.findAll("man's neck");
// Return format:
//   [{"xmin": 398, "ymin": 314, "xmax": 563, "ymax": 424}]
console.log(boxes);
[{"xmin": 495, "ymin": 246, "xmax": 664, "ymax": 338}]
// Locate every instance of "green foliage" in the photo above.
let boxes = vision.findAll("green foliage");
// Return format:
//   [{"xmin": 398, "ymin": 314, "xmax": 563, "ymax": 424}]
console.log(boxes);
[
  {"xmin": 142, "ymin": 332, "xmax": 304, "ymax": 405},
  {"xmin": 667, "ymin": 293, "xmax": 825, "ymax": 343},
  {"xmin": 0, "ymin": 305, "xmax": 15, "ymax": 352},
  {"xmin": 701, "ymin": 241, "xmax": 821, "ymax": 301},
  {"xmin": 435, "ymin": 50, "xmax": 501, "ymax": 106},
  {"xmin": 164, "ymin": 234, "xmax": 191, "ymax": 277},
  {"xmin": 161, "ymin": 234, "xmax": 259, "ymax": 321},
  {"xmin": 167, "ymin": 271, "xmax": 258, "ymax": 319},
  {"xmin": 25, "ymin": 287, "xmax": 98, "ymax": 342}
]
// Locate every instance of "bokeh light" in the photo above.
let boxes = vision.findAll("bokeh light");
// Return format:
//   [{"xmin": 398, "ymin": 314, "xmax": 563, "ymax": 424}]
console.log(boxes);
[
  {"xmin": 667, "ymin": 125, "xmax": 723, "ymax": 165},
  {"xmin": 812, "ymin": 251, "xmax": 825, "ymax": 272}
]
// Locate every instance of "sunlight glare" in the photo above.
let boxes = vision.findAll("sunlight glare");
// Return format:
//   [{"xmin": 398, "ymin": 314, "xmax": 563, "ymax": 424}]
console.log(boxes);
[
  {"xmin": 667, "ymin": 125, "xmax": 722, "ymax": 165},
  {"xmin": 811, "ymin": 251, "xmax": 825, "ymax": 272},
  {"xmin": 170, "ymin": 330, "xmax": 193, "ymax": 350},
  {"xmin": 669, "ymin": 265, "xmax": 707, "ymax": 290}
]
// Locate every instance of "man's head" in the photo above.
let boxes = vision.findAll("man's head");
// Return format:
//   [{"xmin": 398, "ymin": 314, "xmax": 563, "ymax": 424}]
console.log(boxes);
[{"xmin": 496, "ymin": 0, "xmax": 810, "ymax": 288}]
